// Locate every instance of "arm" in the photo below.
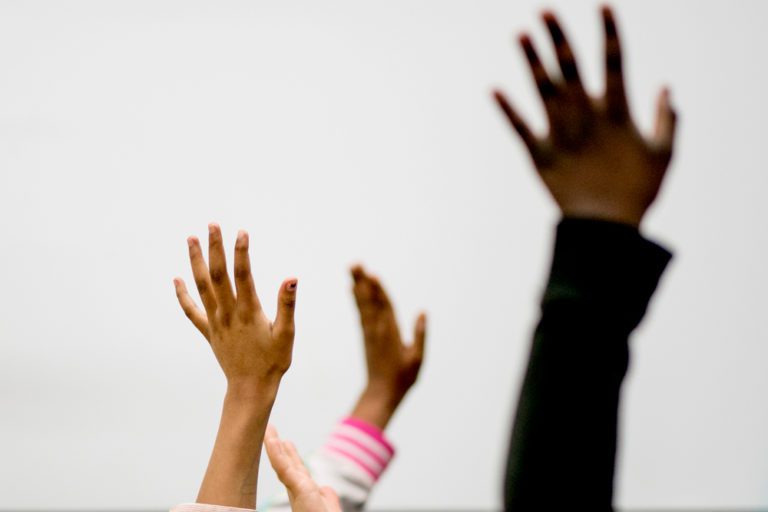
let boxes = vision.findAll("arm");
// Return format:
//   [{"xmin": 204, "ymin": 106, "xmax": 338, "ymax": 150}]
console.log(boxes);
[
  {"xmin": 262, "ymin": 265, "xmax": 425, "ymax": 512},
  {"xmin": 493, "ymin": 7, "xmax": 678, "ymax": 509},
  {"xmin": 505, "ymin": 218, "xmax": 671, "ymax": 509},
  {"xmin": 171, "ymin": 224, "xmax": 298, "ymax": 510}
]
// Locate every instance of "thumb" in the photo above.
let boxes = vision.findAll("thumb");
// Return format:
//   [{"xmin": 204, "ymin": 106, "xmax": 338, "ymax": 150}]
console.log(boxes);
[
  {"xmin": 411, "ymin": 312, "xmax": 427, "ymax": 361},
  {"xmin": 273, "ymin": 278, "xmax": 298, "ymax": 342}
]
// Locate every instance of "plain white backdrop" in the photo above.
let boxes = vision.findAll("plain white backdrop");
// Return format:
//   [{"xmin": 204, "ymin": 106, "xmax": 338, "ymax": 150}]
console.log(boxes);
[{"xmin": 1, "ymin": 0, "xmax": 766, "ymax": 509}]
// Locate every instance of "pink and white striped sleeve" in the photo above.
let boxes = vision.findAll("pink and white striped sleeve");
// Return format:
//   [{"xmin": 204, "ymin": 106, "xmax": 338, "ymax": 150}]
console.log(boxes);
[{"xmin": 261, "ymin": 417, "xmax": 396, "ymax": 512}]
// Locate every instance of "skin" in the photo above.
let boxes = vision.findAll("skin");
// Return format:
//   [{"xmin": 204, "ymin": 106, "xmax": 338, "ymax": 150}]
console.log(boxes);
[
  {"xmin": 495, "ymin": 6, "xmax": 679, "ymax": 508},
  {"xmin": 265, "ymin": 426, "xmax": 342, "ymax": 512},
  {"xmin": 348, "ymin": 264, "xmax": 427, "ymax": 430},
  {"xmin": 262, "ymin": 265, "xmax": 425, "ymax": 506},
  {"xmin": 173, "ymin": 223, "xmax": 298, "ymax": 509},
  {"xmin": 493, "ymin": 6, "xmax": 677, "ymax": 227}
]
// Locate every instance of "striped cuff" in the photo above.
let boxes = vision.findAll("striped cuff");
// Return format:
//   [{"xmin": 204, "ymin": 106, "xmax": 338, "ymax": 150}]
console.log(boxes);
[
  {"xmin": 322, "ymin": 417, "xmax": 396, "ymax": 483},
  {"xmin": 170, "ymin": 504, "xmax": 255, "ymax": 512}
]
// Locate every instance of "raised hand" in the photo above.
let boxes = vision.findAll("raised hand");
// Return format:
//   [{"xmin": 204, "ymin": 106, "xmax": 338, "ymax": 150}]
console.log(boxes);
[
  {"xmin": 494, "ymin": 6, "xmax": 677, "ymax": 227},
  {"xmin": 349, "ymin": 264, "xmax": 426, "ymax": 429},
  {"xmin": 174, "ymin": 223, "xmax": 297, "ymax": 390},
  {"xmin": 173, "ymin": 223, "xmax": 298, "ymax": 508},
  {"xmin": 264, "ymin": 426, "xmax": 342, "ymax": 512}
]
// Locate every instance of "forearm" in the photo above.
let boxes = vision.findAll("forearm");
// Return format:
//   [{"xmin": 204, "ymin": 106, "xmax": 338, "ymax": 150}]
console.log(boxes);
[
  {"xmin": 350, "ymin": 383, "xmax": 405, "ymax": 430},
  {"xmin": 197, "ymin": 381, "xmax": 279, "ymax": 509},
  {"xmin": 504, "ymin": 218, "xmax": 672, "ymax": 509}
]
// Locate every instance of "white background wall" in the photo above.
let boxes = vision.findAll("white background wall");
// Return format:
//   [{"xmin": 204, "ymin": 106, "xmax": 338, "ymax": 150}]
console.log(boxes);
[{"xmin": 1, "ymin": 0, "xmax": 766, "ymax": 509}]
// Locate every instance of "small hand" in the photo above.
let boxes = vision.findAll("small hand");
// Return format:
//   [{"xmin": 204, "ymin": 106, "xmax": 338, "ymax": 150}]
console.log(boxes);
[
  {"xmin": 493, "ymin": 6, "xmax": 677, "ymax": 227},
  {"xmin": 349, "ymin": 264, "xmax": 426, "ymax": 429},
  {"xmin": 265, "ymin": 426, "xmax": 342, "ymax": 512},
  {"xmin": 173, "ymin": 224, "xmax": 299, "ymax": 508},
  {"xmin": 174, "ymin": 223, "xmax": 298, "ymax": 393}
]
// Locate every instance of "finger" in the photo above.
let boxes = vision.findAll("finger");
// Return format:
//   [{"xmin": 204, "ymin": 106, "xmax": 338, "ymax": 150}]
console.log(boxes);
[
  {"xmin": 207, "ymin": 223, "xmax": 236, "ymax": 317},
  {"xmin": 543, "ymin": 11, "xmax": 587, "ymax": 97},
  {"xmin": 265, "ymin": 424, "xmax": 279, "ymax": 442},
  {"xmin": 367, "ymin": 276, "xmax": 393, "ymax": 309},
  {"xmin": 265, "ymin": 435, "xmax": 307, "ymax": 494},
  {"xmin": 265, "ymin": 436, "xmax": 291, "ymax": 479},
  {"xmin": 652, "ymin": 87, "xmax": 677, "ymax": 162},
  {"xmin": 173, "ymin": 277, "xmax": 210, "ymax": 339},
  {"xmin": 351, "ymin": 265, "xmax": 377, "ymax": 315},
  {"xmin": 411, "ymin": 312, "xmax": 427, "ymax": 361},
  {"xmin": 351, "ymin": 265, "xmax": 391, "ymax": 309},
  {"xmin": 519, "ymin": 34, "xmax": 558, "ymax": 105},
  {"xmin": 353, "ymin": 272, "xmax": 395, "ymax": 334},
  {"xmin": 602, "ymin": 6, "xmax": 629, "ymax": 121},
  {"xmin": 273, "ymin": 278, "xmax": 298, "ymax": 342},
  {"xmin": 493, "ymin": 90, "xmax": 541, "ymax": 162},
  {"xmin": 350, "ymin": 263, "xmax": 366, "ymax": 283},
  {"xmin": 187, "ymin": 236, "xmax": 217, "ymax": 317},
  {"xmin": 234, "ymin": 230, "xmax": 262, "ymax": 320},
  {"xmin": 283, "ymin": 440, "xmax": 310, "ymax": 478}
]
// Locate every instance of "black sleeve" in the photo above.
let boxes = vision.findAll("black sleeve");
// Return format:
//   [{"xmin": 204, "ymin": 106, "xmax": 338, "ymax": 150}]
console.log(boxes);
[{"xmin": 503, "ymin": 218, "xmax": 673, "ymax": 511}]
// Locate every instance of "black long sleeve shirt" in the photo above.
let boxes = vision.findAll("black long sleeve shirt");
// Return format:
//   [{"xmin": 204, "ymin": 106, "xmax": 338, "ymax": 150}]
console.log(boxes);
[{"xmin": 504, "ymin": 218, "xmax": 672, "ymax": 511}]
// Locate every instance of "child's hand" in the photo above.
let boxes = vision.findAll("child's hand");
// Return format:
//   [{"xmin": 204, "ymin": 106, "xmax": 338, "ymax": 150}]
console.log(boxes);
[
  {"xmin": 174, "ymin": 223, "xmax": 298, "ymax": 394},
  {"xmin": 265, "ymin": 426, "xmax": 342, "ymax": 512},
  {"xmin": 493, "ymin": 7, "xmax": 677, "ymax": 228},
  {"xmin": 349, "ymin": 264, "xmax": 426, "ymax": 429}
]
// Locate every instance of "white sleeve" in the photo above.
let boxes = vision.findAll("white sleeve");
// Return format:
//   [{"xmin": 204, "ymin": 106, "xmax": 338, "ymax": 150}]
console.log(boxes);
[{"xmin": 260, "ymin": 417, "xmax": 396, "ymax": 512}]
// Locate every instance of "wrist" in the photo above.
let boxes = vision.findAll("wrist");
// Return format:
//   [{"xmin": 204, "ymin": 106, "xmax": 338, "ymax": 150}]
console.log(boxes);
[
  {"xmin": 225, "ymin": 376, "xmax": 281, "ymax": 407},
  {"xmin": 560, "ymin": 202, "xmax": 645, "ymax": 228},
  {"xmin": 350, "ymin": 383, "xmax": 407, "ymax": 430}
]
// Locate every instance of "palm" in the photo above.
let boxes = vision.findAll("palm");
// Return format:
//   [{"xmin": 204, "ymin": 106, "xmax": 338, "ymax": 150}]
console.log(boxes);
[{"xmin": 494, "ymin": 7, "xmax": 676, "ymax": 227}]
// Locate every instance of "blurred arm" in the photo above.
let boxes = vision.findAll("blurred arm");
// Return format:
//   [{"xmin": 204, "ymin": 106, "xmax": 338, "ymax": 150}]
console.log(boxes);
[{"xmin": 504, "ymin": 218, "xmax": 671, "ymax": 509}]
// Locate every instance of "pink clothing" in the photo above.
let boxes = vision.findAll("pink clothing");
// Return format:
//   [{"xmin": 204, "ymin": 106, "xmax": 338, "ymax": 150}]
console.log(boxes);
[{"xmin": 171, "ymin": 417, "xmax": 395, "ymax": 512}]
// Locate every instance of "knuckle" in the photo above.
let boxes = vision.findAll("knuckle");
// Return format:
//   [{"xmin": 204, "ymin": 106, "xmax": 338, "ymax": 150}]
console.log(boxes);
[
  {"xmin": 217, "ymin": 310, "xmax": 231, "ymax": 327},
  {"xmin": 195, "ymin": 279, "xmax": 209, "ymax": 294},
  {"xmin": 210, "ymin": 267, "xmax": 226, "ymax": 285},
  {"xmin": 280, "ymin": 323, "xmax": 295, "ymax": 337},
  {"xmin": 234, "ymin": 266, "xmax": 250, "ymax": 282}
]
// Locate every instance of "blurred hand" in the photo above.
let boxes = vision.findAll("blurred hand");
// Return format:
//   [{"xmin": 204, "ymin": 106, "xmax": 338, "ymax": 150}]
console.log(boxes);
[
  {"xmin": 349, "ymin": 264, "xmax": 426, "ymax": 429},
  {"xmin": 265, "ymin": 426, "xmax": 342, "ymax": 512},
  {"xmin": 493, "ymin": 6, "xmax": 677, "ymax": 227},
  {"xmin": 174, "ymin": 223, "xmax": 298, "ymax": 393}
]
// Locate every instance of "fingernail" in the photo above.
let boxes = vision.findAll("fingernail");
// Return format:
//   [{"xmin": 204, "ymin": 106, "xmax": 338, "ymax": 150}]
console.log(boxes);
[
  {"xmin": 236, "ymin": 230, "xmax": 248, "ymax": 246},
  {"xmin": 208, "ymin": 223, "xmax": 218, "ymax": 235},
  {"xmin": 187, "ymin": 236, "xmax": 196, "ymax": 247},
  {"xmin": 287, "ymin": 280, "xmax": 298, "ymax": 292}
]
